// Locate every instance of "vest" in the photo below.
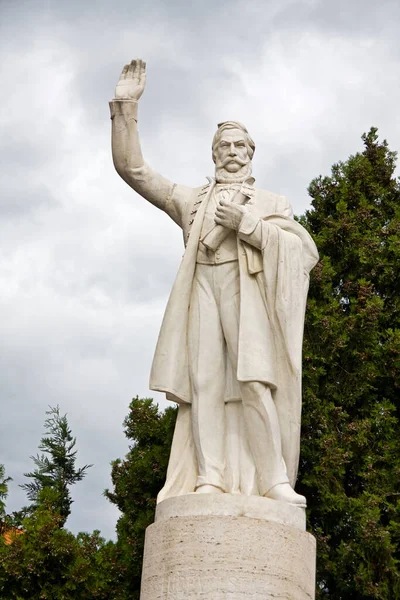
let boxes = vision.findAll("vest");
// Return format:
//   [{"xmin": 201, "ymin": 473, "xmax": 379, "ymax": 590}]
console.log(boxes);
[{"xmin": 196, "ymin": 185, "xmax": 239, "ymax": 264}]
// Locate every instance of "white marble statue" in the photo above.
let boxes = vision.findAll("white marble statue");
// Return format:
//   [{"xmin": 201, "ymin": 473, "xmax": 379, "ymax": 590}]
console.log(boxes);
[{"xmin": 110, "ymin": 59, "xmax": 319, "ymax": 507}]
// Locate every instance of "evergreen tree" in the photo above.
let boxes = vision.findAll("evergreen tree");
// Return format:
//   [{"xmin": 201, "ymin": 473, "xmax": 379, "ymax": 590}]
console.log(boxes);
[
  {"xmin": 0, "ymin": 465, "xmax": 12, "ymax": 533},
  {"xmin": 105, "ymin": 397, "xmax": 177, "ymax": 600},
  {"xmin": 298, "ymin": 128, "xmax": 400, "ymax": 599},
  {"xmin": 21, "ymin": 406, "xmax": 92, "ymax": 526},
  {"xmin": 0, "ymin": 488, "xmax": 125, "ymax": 600}
]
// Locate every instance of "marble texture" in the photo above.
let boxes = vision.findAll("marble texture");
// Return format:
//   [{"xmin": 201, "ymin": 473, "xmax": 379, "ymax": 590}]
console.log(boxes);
[
  {"xmin": 140, "ymin": 510, "xmax": 316, "ymax": 599},
  {"xmin": 155, "ymin": 492, "xmax": 306, "ymax": 531},
  {"xmin": 110, "ymin": 59, "xmax": 319, "ymax": 506}
]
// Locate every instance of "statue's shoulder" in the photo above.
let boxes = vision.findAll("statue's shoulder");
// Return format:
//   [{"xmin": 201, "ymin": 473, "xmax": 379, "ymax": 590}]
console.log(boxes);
[
  {"xmin": 196, "ymin": 180, "xmax": 212, "ymax": 196},
  {"xmin": 172, "ymin": 181, "xmax": 207, "ymax": 206},
  {"xmin": 254, "ymin": 187, "xmax": 288, "ymax": 212},
  {"xmin": 188, "ymin": 179, "xmax": 213, "ymax": 203}
]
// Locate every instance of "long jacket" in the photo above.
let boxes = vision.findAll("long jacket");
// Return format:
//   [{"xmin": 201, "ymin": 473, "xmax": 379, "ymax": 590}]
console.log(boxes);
[
  {"xmin": 110, "ymin": 100, "xmax": 318, "ymax": 493},
  {"xmin": 129, "ymin": 171, "xmax": 319, "ymax": 490}
]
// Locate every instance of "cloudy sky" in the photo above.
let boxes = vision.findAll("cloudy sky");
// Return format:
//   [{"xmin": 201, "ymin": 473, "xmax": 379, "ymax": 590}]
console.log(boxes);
[{"xmin": 1, "ymin": 0, "xmax": 400, "ymax": 540}]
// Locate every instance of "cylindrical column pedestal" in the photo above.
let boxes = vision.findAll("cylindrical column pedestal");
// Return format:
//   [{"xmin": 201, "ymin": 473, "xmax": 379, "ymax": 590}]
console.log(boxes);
[{"xmin": 140, "ymin": 494, "xmax": 316, "ymax": 599}]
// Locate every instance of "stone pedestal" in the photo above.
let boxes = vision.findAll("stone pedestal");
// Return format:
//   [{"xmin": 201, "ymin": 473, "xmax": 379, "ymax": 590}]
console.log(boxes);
[{"xmin": 140, "ymin": 494, "xmax": 316, "ymax": 599}]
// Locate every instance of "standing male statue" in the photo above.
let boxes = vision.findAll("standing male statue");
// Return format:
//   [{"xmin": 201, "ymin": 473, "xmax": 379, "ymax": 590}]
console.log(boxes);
[{"xmin": 110, "ymin": 59, "xmax": 319, "ymax": 507}]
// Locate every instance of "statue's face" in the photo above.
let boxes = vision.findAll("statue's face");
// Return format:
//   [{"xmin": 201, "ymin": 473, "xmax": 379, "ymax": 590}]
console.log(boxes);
[{"xmin": 215, "ymin": 129, "xmax": 250, "ymax": 173}]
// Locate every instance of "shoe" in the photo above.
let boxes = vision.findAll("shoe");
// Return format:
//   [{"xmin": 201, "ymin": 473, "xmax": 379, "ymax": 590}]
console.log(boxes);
[{"xmin": 265, "ymin": 483, "xmax": 306, "ymax": 507}]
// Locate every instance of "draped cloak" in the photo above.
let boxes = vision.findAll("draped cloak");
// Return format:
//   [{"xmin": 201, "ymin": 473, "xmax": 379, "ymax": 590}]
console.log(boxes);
[{"xmin": 148, "ymin": 180, "xmax": 319, "ymax": 501}]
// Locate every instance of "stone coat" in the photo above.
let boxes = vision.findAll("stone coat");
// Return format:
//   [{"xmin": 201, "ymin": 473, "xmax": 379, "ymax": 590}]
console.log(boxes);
[
  {"xmin": 109, "ymin": 99, "xmax": 318, "ymax": 493},
  {"xmin": 130, "ymin": 172, "xmax": 319, "ymax": 490}
]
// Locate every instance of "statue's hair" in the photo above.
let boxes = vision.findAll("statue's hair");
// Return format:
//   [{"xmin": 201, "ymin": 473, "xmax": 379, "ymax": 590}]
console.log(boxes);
[{"xmin": 212, "ymin": 121, "xmax": 255, "ymax": 164}]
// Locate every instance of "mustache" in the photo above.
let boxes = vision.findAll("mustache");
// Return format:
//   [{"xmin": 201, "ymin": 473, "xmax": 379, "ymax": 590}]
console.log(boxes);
[{"xmin": 222, "ymin": 155, "xmax": 249, "ymax": 167}]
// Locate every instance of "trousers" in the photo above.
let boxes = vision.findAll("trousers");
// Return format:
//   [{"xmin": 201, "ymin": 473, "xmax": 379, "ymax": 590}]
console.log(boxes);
[{"xmin": 188, "ymin": 260, "xmax": 289, "ymax": 495}]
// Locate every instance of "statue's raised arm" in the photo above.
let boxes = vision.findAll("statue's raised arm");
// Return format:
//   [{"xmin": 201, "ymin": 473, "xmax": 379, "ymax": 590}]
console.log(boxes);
[
  {"xmin": 110, "ymin": 59, "xmax": 188, "ymax": 225},
  {"xmin": 110, "ymin": 60, "xmax": 146, "ymax": 180}
]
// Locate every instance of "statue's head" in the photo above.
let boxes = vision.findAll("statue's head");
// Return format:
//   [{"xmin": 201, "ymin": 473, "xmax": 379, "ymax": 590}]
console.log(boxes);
[{"xmin": 212, "ymin": 121, "xmax": 255, "ymax": 183}]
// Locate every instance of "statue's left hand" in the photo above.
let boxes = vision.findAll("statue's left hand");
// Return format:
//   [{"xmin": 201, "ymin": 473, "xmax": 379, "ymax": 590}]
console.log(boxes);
[{"xmin": 214, "ymin": 198, "xmax": 247, "ymax": 231}]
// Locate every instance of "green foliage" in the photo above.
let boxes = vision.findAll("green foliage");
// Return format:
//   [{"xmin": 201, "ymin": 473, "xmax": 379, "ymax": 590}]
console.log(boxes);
[
  {"xmin": 0, "ymin": 465, "xmax": 12, "ymax": 522},
  {"xmin": 0, "ymin": 465, "xmax": 12, "ymax": 537},
  {"xmin": 298, "ymin": 128, "xmax": 400, "ymax": 598},
  {"xmin": 105, "ymin": 397, "xmax": 177, "ymax": 599},
  {"xmin": 0, "ymin": 489, "xmax": 125, "ymax": 599},
  {"xmin": 20, "ymin": 405, "xmax": 92, "ymax": 525}
]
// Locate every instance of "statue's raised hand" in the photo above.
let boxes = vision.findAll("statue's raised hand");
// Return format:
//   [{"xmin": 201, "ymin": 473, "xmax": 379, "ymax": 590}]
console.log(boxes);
[{"xmin": 115, "ymin": 59, "xmax": 146, "ymax": 100}]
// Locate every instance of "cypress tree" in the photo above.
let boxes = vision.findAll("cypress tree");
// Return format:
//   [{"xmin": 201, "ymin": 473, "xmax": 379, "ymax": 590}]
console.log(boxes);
[
  {"xmin": 21, "ymin": 406, "xmax": 92, "ymax": 526},
  {"xmin": 299, "ymin": 128, "xmax": 400, "ymax": 598}
]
